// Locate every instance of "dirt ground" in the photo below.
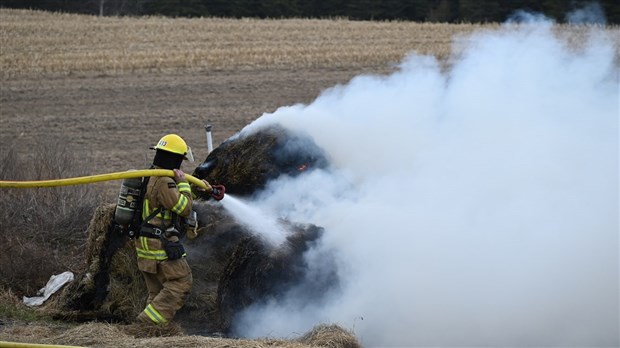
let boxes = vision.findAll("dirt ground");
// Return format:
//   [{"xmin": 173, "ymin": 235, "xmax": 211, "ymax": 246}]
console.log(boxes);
[{"xmin": 0, "ymin": 67, "xmax": 391, "ymax": 198}]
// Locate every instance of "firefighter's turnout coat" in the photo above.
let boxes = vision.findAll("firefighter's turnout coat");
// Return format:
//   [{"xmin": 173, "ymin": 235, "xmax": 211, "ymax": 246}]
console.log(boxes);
[{"xmin": 135, "ymin": 175, "xmax": 193, "ymax": 325}]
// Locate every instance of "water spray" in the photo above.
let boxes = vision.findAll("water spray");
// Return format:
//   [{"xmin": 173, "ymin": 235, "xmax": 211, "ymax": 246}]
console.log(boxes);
[{"xmin": 219, "ymin": 194, "xmax": 287, "ymax": 246}]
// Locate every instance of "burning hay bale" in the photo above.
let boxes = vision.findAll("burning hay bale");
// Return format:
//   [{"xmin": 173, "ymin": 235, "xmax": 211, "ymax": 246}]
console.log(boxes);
[
  {"xmin": 193, "ymin": 124, "xmax": 329, "ymax": 196},
  {"xmin": 46, "ymin": 124, "xmax": 339, "ymax": 339},
  {"xmin": 215, "ymin": 221, "xmax": 326, "ymax": 332}
]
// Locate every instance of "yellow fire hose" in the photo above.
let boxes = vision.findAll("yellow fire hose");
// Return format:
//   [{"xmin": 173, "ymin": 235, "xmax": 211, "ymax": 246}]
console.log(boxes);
[{"xmin": 0, "ymin": 169, "xmax": 208, "ymax": 190}]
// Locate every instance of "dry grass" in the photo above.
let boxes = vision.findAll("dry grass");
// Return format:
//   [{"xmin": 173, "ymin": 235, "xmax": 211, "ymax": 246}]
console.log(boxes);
[
  {"xmin": 0, "ymin": 137, "xmax": 102, "ymax": 295},
  {"xmin": 0, "ymin": 320, "xmax": 359, "ymax": 348},
  {"xmin": 298, "ymin": 324, "xmax": 361, "ymax": 348},
  {"xmin": 0, "ymin": 9, "xmax": 496, "ymax": 79},
  {"xmin": 2, "ymin": 284, "xmax": 358, "ymax": 347}
]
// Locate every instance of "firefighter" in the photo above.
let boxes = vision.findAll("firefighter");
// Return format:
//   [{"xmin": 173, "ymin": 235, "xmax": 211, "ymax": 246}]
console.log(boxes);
[{"xmin": 135, "ymin": 133, "xmax": 219, "ymax": 325}]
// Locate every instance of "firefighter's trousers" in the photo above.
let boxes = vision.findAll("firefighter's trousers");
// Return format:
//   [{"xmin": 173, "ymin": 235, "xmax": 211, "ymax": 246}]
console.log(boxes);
[{"xmin": 136, "ymin": 255, "xmax": 192, "ymax": 325}]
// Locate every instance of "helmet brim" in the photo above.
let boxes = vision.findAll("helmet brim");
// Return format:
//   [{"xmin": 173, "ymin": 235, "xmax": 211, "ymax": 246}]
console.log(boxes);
[{"xmin": 150, "ymin": 145, "xmax": 194, "ymax": 162}]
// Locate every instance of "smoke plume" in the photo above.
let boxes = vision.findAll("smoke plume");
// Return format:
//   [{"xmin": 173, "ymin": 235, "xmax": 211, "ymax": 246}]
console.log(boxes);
[{"xmin": 230, "ymin": 19, "xmax": 619, "ymax": 347}]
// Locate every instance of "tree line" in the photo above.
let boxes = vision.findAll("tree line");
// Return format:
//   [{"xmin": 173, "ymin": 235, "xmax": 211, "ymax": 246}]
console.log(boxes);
[{"xmin": 1, "ymin": 0, "xmax": 618, "ymax": 24}]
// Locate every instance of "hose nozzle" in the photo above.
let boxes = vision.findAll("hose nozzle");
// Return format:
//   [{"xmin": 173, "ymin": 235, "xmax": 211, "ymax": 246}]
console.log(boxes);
[{"xmin": 211, "ymin": 184, "xmax": 225, "ymax": 201}]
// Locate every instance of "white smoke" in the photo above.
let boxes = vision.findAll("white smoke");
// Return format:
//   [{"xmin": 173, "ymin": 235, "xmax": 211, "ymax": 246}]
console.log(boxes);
[{"xmin": 231, "ymin": 20, "xmax": 619, "ymax": 347}]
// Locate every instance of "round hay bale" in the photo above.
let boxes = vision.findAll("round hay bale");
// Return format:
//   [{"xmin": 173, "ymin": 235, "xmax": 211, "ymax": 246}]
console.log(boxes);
[
  {"xmin": 216, "ymin": 222, "xmax": 328, "ymax": 333},
  {"xmin": 193, "ymin": 124, "xmax": 329, "ymax": 196}
]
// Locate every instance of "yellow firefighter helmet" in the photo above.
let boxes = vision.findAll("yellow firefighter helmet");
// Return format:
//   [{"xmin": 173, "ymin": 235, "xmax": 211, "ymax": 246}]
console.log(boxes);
[{"xmin": 150, "ymin": 134, "xmax": 194, "ymax": 162}]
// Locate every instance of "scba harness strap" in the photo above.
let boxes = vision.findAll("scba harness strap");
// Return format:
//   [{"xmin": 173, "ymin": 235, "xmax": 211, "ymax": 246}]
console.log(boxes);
[
  {"xmin": 138, "ymin": 207, "xmax": 187, "ymax": 261},
  {"xmin": 139, "ymin": 208, "xmax": 184, "ymax": 239}
]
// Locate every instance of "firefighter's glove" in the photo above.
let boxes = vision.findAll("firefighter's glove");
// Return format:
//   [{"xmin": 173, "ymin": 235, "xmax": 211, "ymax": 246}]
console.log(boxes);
[
  {"xmin": 192, "ymin": 179, "xmax": 213, "ymax": 199},
  {"xmin": 164, "ymin": 241, "xmax": 186, "ymax": 261},
  {"xmin": 211, "ymin": 184, "xmax": 225, "ymax": 201},
  {"xmin": 173, "ymin": 169, "xmax": 187, "ymax": 183}
]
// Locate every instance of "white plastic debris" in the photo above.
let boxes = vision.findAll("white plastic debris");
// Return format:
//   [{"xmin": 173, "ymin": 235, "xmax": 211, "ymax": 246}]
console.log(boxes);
[{"xmin": 23, "ymin": 271, "xmax": 74, "ymax": 307}]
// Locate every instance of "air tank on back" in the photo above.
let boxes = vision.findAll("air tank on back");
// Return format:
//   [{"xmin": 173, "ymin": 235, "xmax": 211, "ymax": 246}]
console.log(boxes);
[{"xmin": 114, "ymin": 176, "xmax": 143, "ymax": 226}]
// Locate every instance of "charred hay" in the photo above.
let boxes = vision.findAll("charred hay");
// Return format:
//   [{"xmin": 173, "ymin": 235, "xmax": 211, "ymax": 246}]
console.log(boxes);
[{"xmin": 215, "ymin": 221, "xmax": 326, "ymax": 332}]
